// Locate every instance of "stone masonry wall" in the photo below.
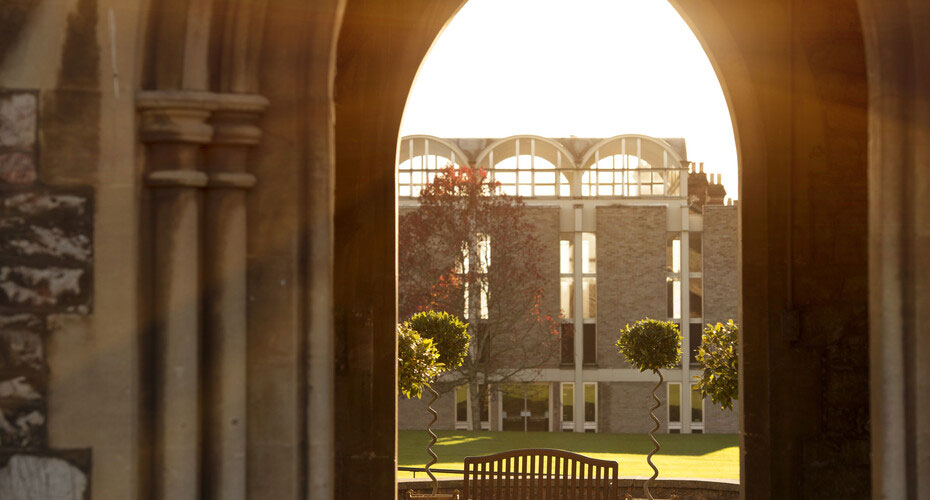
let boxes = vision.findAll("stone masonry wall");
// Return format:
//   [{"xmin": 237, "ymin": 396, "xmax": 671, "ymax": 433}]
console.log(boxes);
[
  {"xmin": 599, "ymin": 381, "xmax": 667, "ymax": 434},
  {"xmin": 397, "ymin": 391, "xmax": 457, "ymax": 431},
  {"xmin": 521, "ymin": 206, "xmax": 561, "ymax": 369},
  {"xmin": 596, "ymin": 206, "xmax": 667, "ymax": 368},
  {"xmin": 704, "ymin": 399, "xmax": 739, "ymax": 434},
  {"xmin": 699, "ymin": 205, "xmax": 739, "ymax": 434},
  {"xmin": 702, "ymin": 206, "xmax": 738, "ymax": 326},
  {"xmin": 0, "ymin": 87, "xmax": 93, "ymax": 497},
  {"xmin": 0, "ymin": 89, "xmax": 94, "ymax": 444}
]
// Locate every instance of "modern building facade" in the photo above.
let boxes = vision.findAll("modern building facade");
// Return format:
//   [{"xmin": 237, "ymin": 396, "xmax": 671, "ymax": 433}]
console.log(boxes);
[{"xmin": 397, "ymin": 135, "xmax": 738, "ymax": 434}]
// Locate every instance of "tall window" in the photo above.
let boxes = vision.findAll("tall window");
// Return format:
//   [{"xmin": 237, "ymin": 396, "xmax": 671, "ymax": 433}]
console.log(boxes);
[
  {"xmin": 462, "ymin": 234, "xmax": 490, "ymax": 320},
  {"xmin": 689, "ymin": 232, "xmax": 703, "ymax": 363},
  {"xmin": 560, "ymin": 233, "xmax": 597, "ymax": 365},
  {"xmin": 666, "ymin": 233, "xmax": 682, "ymax": 319},
  {"xmin": 455, "ymin": 384, "xmax": 490, "ymax": 430},
  {"xmin": 560, "ymin": 382, "xmax": 598, "ymax": 432},
  {"xmin": 667, "ymin": 230, "xmax": 704, "ymax": 364},
  {"xmin": 581, "ymin": 232, "xmax": 597, "ymax": 321},
  {"xmin": 560, "ymin": 233, "xmax": 574, "ymax": 365},
  {"xmin": 667, "ymin": 382, "xmax": 704, "ymax": 433},
  {"xmin": 560, "ymin": 233, "xmax": 573, "ymax": 318}
]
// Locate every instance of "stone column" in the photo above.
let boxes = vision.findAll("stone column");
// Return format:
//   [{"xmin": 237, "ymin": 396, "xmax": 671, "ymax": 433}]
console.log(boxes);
[
  {"xmin": 859, "ymin": 0, "xmax": 930, "ymax": 496},
  {"xmin": 202, "ymin": 93, "xmax": 267, "ymax": 500},
  {"xmin": 138, "ymin": 90, "xmax": 215, "ymax": 500},
  {"xmin": 572, "ymin": 205, "xmax": 584, "ymax": 433},
  {"xmin": 679, "ymin": 205, "xmax": 692, "ymax": 434}
]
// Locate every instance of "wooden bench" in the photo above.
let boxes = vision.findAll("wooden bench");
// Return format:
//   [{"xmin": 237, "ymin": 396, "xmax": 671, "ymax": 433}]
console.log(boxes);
[{"xmin": 463, "ymin": 448, "xmax": 619, "ymax": 499}]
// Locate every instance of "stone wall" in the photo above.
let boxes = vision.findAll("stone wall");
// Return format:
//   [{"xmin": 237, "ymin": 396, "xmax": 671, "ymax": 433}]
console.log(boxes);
[
  {"xmin": 0, "ymin": 86, "xmax": 94, "ymax": 497},
  {"xmin": 596, "ymin": 206, "xmax": 667, "ymax": 368},
  {"xmin": 702, "ymin": 206, "xmax": 738, "ymax": 326},
  {"xmin": 521, "ymin": 206, "xmax": 561, "ymax": 369},
  {"xmin": 699, "ymin": 205, "xmax": 739, "ymax": 435},
  {"xmin": 398, "ymin": 391, "xmax": 457, "ymax": 431},
  {"xmin": 599, "ymin": 381, "xmax": 667, "ymax": 434},
  {"xmin": 704, "ymin": 399, "xmax": 738, "ymax": 434}
]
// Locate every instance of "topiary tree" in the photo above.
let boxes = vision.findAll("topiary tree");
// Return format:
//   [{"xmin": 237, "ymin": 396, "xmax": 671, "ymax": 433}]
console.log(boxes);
[
  {"xmin": 398, "ymin": 324, "xmax": 442, "ymax": 400},
  {"xmin": 616, "ymin": 318, "xmax": 681, "ymax": 500},
  {"xmin": 405, "ymin": 310, "xmax": 470, "ymax": 372},
  {"xmin": 402, "ymin": 310, "xmax": 470, "ymax": 498},
  {"xmin": 694, "ymin": 320, "xmax": 738, "ymax": 410}
]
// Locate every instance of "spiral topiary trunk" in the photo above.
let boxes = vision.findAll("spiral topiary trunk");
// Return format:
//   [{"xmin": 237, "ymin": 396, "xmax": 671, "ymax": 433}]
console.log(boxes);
[
  {"xmin": 425, "ymin": 384, "xmax": 440, "ymax": 493},
  {"xmin": 644, "ymin": 369, "xmax": 663, "ymax": 500}
]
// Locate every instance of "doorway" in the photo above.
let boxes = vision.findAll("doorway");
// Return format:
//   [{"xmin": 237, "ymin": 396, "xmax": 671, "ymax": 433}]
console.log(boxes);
[{"xmin": 500, "ymin": 383, "xmax": 551, "ymax": 432}]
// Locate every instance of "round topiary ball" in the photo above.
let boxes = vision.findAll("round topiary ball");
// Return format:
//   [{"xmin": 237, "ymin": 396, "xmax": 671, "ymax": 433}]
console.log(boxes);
[
  {"xmin": 616, "ymin": 319, "xmax": 682, "ymax": 372},
  {"xmin": 397, "ymin": 324, "xmax": 442, "ymax": 399},
  {"xmin": 695, "ymin": 320, "xmax": 739, "ymax": 410},
  {"xmin": 404, "ymin": 310, "xmax": 470, "ymax": 372}
]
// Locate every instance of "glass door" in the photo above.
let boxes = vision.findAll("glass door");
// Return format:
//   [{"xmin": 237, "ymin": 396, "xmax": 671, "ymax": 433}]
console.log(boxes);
[
  {"xmin": 525, "ymin": 383, "xmax": 550, "ymax": 431},
  {"xmin": 500, "ymin": 383, "xmax": 550, "ymax": 432}
]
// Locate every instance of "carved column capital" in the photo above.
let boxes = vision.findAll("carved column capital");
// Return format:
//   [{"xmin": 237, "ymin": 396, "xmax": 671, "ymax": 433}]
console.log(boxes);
[
  {"xmin": 208, "ymin": 93, "xmax": 269, "ymax": 146},
  {"xmin": 203, "ymin": 93, "xmax": 268, "ymax": 190},
  {"xmin": 137, "ymin": 90, "xmax": 219, "ymax": 144}
]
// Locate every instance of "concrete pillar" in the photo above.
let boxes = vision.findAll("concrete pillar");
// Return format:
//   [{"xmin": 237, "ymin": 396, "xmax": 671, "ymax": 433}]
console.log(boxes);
[
  {"xmin": 202, "ymin": 93, "xmax": 267, "ymax": 500},
  {"xmin": 138, "ymin": 90, "xmax": 215, "ymax": 500},
  {"xmin": 573, "ymin": 205, "xmax": 584, "ymax": 433},
  {"xmin": 680, "ymin": 205, "xmax": 692, "ymax": 434}
]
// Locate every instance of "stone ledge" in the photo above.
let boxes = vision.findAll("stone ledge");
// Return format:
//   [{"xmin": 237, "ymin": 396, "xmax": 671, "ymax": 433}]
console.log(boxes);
[{"xmin": 399, "ymin": 476, "xmax": 738, "ymax": 500}]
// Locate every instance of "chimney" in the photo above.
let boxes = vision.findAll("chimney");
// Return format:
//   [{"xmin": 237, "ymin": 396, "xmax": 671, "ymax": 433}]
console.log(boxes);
[{"xmin": 706, "ymin": 171, "xmax": 727, "ymax": 205}]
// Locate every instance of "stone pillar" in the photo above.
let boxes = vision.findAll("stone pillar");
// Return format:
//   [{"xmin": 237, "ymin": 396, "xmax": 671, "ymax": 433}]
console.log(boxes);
[
  {"xmin": 680, "ymin": 205, "xmax": 691, "ymax": 434},
  {"xmin": 202, "ymin": 93, "xmax": 267, "ymax": 500},
  {"xmin": 859, "ymin": 0, "xmax": 930, "ymax": 496},
  {"xmin": 138, "ymin": 91, "xmax": 215, "ymax": 500},
  {"xmin": 572, "ymin": 205, "xmax": 584, "ymax": 433}
]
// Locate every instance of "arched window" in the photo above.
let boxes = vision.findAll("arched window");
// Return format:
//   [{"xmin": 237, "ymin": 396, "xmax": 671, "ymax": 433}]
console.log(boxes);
[
  {"xmin": 475, "ymin": 136, "xmax": 573, "ymax": 197},
  {"xmin": 579, "ymin": 135, "xmax": 684, "ymax": 197},
  {"xmin": 397, "ymin": 136, "xmax": 470, "ymax": 197}
]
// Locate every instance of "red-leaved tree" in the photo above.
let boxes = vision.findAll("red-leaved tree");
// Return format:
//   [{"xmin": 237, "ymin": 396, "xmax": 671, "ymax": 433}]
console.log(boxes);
[{"xmin": 399, "ymin": 165, "xmax": 560, "ymax": 430}]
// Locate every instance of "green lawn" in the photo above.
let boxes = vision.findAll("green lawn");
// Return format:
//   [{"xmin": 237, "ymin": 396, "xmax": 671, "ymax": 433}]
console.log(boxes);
[{"xmin": 399, "ymin": 430, "xmax": 739, "ymax": 480}]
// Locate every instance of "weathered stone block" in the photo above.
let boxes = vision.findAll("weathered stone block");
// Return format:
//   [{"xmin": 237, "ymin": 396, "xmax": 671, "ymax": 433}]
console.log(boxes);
[
  {"xmin": 2, "ymin": 191, "xmax": 89, "ymax": 218},
  {"xmin": 0, "ymin": 152, "xmax": 36, "ymax": 185},
  {"xmin": 0, "ymin": 314, "xmax": 46, "ymax": 447},
  {"xmin": 0, "ymin": 90, "xmax": 38, "ymax": 186},
  {"xmin": 0, "ymin": 92, "xmax": 37, "ymax": 150},
  {"xmin": 0, "ymin": 91, "xmax": 38, "ymax": 187},
  {"xmin": 0, "ymin": 189, "xmax": 93, "ymax": 313},
  {"xmin": 0, "ymin": 449, "xmax": 90, "ymax": 499},
  {"xmin": 0, "ymin": 266, "xmax": 85, "ymax": 308}
]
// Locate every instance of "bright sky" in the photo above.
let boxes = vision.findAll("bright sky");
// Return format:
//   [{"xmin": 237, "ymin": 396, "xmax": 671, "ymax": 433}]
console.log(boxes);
[{"xmin": 400, "ymin": 0, "xmax": 739, "ymax": 200}]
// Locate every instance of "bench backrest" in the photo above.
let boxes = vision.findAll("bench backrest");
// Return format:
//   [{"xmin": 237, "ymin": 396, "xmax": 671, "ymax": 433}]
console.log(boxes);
[{"xmin": 462, "ymin": 448, "xmax": 618, "ymax": 499}]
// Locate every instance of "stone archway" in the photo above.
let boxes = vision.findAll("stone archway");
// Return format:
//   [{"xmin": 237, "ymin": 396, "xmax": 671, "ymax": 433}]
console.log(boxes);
[
  {"xmin": 135, "ymin": 0, "xmax": 930, "ymax": 498},
  {"xmin": 327, "ymin": 1, "xmax": 870, "ymax": 498}
]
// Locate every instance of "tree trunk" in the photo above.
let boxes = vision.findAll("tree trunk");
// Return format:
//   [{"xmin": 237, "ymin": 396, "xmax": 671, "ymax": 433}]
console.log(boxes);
[
  {"xmin": 468, "ymin": 377, "xmax": 482, "ymax": 431},
  {"xmin": 466, "ymin": 231, "xmax": 483, "ymax": 432}
]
